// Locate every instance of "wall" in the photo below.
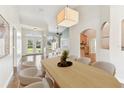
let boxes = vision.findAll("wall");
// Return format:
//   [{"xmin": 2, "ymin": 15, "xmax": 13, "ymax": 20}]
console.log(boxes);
[
  {"xmin": 97, "ymin": 6, "xmax": 110, "ymax": 62},
  {"xmin": 110, "ymin": 6, "xmax": 124, "ymax": 83},
  {"xmin": 0, "ymin": 6, "xmax": 21, "ymax": 87},
  {"xmin": 69, "ymin": 6, "xmax": 100, "ymax": 57},
  {"xmin": 69, "ymin": 5, "xmax": 124, "ymax": 83},
  {"xmin": 69, "ymin": 6, "xmax": 110, "ymax": 61},
  {"xmin": 61, "ymin": 28, "xmax": 69, "ymax": 50}
]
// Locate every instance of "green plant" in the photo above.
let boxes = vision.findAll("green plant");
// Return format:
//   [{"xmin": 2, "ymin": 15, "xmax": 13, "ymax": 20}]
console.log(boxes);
[{"xmin": 60, "ymin": 50, "xmax": 69, "ymax": 62}]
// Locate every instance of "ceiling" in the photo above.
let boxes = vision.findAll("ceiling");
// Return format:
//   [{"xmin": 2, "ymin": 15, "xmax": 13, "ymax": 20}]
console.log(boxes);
[{"xmin": 17, "ymin": 5, "xmax": 78, "ymax": 33}]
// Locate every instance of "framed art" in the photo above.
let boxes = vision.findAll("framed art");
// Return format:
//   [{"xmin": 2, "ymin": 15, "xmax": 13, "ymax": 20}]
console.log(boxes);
[{"xmin": 0, "ymin": 14, "xmax": 10, "ymax": 58}]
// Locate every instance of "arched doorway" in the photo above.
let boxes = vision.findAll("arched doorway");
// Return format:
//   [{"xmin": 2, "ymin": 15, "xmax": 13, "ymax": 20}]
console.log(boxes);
[{"xmin": 80, "ymin": 29, "xmax": 96, "ymax": 62}]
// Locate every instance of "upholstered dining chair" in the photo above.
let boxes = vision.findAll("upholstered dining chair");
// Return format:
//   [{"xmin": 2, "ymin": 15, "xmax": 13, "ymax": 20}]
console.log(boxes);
[
  {"xmin": 92, "ymin": 61, "xmax": 116, "ymax": 76},
  {"xmin": 18, "ymin": 67, "xmax": 43, "ymax": 86},
  {"xmin": 69, "ymin": 55, "xmax": 78, "ymax": 61},
  {"xmin": 77, "ymin": 57, "xmax": 91, "ymax": 65},
  {"xmin": 21, "ymin": 61, "xmax": 36, "ymax": 69},
  {"xmin": 24, "ymin": 77, "xmax": 53, "ymax": 88}
]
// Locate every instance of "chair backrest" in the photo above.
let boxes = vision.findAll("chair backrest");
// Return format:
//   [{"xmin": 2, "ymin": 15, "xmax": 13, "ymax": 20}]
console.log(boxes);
[
  {"xmin": 77, "ymin": 57, "xmax": 91, "ymax": 64},
  {"xmin": 21, "ymin": 61, "xmax": 36, "ymax": 69},
  {"xmin": 24, "ymin": 78, "xmax": 50, "ymax": 88},
  {"xmin": 69, "ymin": 55, "xmax": 78, "ymax": 61},
  {"xmin": 92, "ymin": 61, "xmax": 116, "ymax": 76},
  {"xmin": 19, "ymin": 67, "xmax": 38, "ymax": 77}
]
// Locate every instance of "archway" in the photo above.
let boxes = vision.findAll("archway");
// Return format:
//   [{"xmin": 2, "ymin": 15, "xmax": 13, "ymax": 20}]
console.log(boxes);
[{"xmin": 80, "ymin": 28, "xmax": 96, "ymax": 62}]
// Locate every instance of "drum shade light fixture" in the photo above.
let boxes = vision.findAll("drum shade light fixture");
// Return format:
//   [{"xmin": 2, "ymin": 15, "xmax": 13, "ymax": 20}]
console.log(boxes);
[{"xmin": 57, "ymin": 6, "xmax": 79, "ymax": 27}]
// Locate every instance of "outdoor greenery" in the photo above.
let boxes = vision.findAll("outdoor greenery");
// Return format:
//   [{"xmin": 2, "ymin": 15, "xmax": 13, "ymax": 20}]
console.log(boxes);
[{"xmin": 27, "ymin": 40, "xmax": 42, "ymax": 53}]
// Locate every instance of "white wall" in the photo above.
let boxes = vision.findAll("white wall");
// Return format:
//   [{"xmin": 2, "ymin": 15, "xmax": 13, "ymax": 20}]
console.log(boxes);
[
  {"xmin": 97, "ymin": 6, "xmax": 110, "ymax": 62},
  {"xmin": 110, "ymin": 6, "xmax": 124, "ymax": 83},
  {"xmin": 61, "ymin": 28, "xmax": 69, "ymax": 50},
  {"xmin": 69, "ymin": 6, "xmax": 110, "ymax": 61},
  {"xmin": 0, "ymin": 6, "xmax": 21, "ymax": 87},
  {"xmin": 69, "ymin": 5, "xmax": 124, "ymax": 83},
  {"xmin": 69, "ymin": 6, "xmax": 100, "ymax": 57}
]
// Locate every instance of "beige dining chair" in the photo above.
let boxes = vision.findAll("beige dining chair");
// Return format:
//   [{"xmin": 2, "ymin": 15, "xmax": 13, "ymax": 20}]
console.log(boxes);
[
  {"xmin": 18, "ymin": 67, "xmax": 43, "ymax": 86},
  {"xmin": 92, "ymin": 61, "xmax": 116, "ymax": 76},
  {"xmin": 77, "ymin": 57, "xmax": 91, "ymax": 65},
  {"xmin": 121, "ymin": 83, "xmax": 124, "ymax": 88},
  {"xmin": 69, "ymin": 55, "xmax": 78, "ymax": 61},
  {"xmin": 21, "ymin": 61, "xmax": 36, "ymax": 69},
  {"xmin": 24, "ymin": 77, "xmax": 53, "ymax": 88}
]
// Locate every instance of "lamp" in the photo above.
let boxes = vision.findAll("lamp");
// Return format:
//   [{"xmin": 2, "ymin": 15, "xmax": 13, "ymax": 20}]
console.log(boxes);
[{"xmin": 57, "ymin": 6, "xmax": 79, "ymax": 27}]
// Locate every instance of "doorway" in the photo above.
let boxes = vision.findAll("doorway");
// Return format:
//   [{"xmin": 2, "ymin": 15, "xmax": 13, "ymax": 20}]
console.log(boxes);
[
  {"xmin": 26, "ymin": 37, "xmax": 43, "ymax": 54},
  {"xmin": 80, "ymin": 29, "xmax": 96, "ymax": 62}
]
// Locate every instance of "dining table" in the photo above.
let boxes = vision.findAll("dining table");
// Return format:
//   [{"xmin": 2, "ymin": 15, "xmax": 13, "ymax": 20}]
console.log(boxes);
[{"xmin": 42, "ymin": 57, "xmax": 121, "ymax": 88}]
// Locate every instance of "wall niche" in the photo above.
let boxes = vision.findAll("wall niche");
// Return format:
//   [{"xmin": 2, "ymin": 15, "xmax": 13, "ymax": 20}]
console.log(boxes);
[{"xmin": 101, "ymin": 21, "xmax": 110, "ymax": 49}]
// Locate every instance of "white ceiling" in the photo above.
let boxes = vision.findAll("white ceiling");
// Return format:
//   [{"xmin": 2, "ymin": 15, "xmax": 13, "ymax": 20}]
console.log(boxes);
[{"xmin": 17, "ymin": 5, "xmax": 78, "ymax": 33}]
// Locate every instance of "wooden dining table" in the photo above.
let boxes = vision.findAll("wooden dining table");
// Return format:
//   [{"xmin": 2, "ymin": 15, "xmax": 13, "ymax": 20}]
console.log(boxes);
[{"xmin": 42, "ymin": 57, "xmax": 121, "ymax": 88}]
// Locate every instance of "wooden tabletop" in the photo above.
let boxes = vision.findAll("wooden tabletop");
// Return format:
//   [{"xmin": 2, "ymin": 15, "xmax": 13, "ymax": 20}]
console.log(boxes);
[{"xmin": 42, "ymin": 57, "xmax": 121, "ymax": 88}]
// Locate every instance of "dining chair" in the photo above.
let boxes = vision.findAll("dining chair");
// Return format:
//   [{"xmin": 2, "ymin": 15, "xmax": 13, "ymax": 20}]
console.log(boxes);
[
  {"xmin": 21, "ymin": 61, "xmax": 36, "ymax": 69},
  {"xmin": 24, "ymin": 77, "xmax": 53, "ymax": 88},
  {"xmin": 77, "ymin": 57, "xmax": 91, "ymax": 65},
  {"xmin": 18, "ymin": 67, "xmax": 43, "ymax": 86},
  {"xmin": 121, "ymin": 83, "xmax": 124, "ymax": 88},
  {"xmin": 92, "ymin": 61, "xmax": 116, "ymax": 76},
  {"xmin": 69, "ymin": 55, "xmax": 78, "ymax": 61}
]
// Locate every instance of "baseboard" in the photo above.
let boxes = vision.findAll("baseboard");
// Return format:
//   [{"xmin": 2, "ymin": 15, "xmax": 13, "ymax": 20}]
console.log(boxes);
[{"xmin": 4, "ymin": 71, "xmax": 14, "ymax": 88}]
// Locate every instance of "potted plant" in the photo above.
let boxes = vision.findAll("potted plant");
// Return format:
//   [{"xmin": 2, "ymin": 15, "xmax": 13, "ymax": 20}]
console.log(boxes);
[
  {"xmin": 57, "ymin": 50, "xmax": 72, "ymax": 67},
  {"xmin": 60, "ymin": 50, "xmax": 69, "ymax": 63}
]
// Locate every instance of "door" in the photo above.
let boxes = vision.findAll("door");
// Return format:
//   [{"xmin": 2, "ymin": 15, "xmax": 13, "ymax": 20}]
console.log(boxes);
[{"xmin": 26, "ymin": 37, "xmax": 43, "ymax": 54}]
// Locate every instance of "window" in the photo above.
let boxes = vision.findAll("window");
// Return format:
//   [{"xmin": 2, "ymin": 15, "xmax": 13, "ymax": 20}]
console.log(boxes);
[{"xmin": 27, "ymin": 40, "xmax": 33, "ymax": 53}]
